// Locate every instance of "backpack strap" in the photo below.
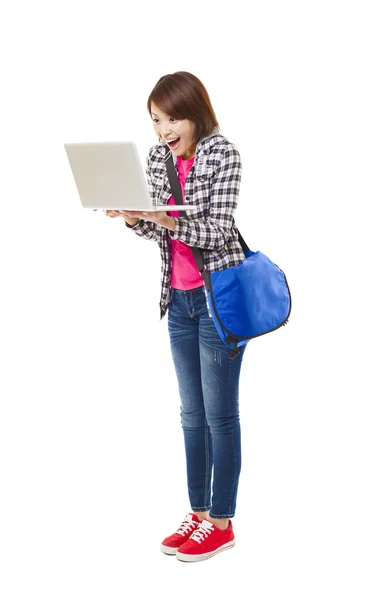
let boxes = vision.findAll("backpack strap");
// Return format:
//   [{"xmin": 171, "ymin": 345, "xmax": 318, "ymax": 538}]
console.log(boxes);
[{"xmin": 164, "ymin": 151, "xmax": 250, "ymax": 268}]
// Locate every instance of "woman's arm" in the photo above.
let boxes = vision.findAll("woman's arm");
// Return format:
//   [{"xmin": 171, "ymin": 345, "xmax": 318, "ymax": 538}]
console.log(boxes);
[
  {"xmin": 167, "ymin": 144, "xmax": 242, "ymax": 250},
  {"xmin": 124, "ymin": 217, "xmax": 158, "ymax": 241}
]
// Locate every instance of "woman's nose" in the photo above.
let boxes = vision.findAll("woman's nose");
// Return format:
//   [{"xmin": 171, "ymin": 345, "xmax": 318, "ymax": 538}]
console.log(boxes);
[{"xmin": 161, "ymin": 125, "xmax": 172, "ymax": 136}]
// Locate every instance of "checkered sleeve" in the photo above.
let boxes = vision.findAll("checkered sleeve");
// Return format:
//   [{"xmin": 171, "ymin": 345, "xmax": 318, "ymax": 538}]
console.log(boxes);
[
  {"xmin": 124, "ymin": 218, "xmax": 157, "ymax": 239},
  {"xmin": 169, "ymin": 145, "xmax": 242, "ymax": 250}
]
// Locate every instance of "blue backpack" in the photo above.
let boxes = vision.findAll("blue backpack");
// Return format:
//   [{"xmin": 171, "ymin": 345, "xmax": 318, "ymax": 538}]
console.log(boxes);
[{"xmin": 166, "ymin": 153, "xmax": 291, "ymax": 358}]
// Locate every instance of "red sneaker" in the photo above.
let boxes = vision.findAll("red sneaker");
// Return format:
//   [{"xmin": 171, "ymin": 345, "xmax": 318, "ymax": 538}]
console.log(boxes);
[
  {"xmin": 160, "ymin": 513, "xmax": 200, "ymax": 555},
  {"xmin": 176, "ymin": 518, "xmax": 235, "ymax": 562}
]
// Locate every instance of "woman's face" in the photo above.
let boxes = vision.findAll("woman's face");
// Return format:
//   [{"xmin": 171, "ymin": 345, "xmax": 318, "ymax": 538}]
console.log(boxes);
[{"xmin": 150, "ymin": 102, "xmax": 197, "ymax": 159}]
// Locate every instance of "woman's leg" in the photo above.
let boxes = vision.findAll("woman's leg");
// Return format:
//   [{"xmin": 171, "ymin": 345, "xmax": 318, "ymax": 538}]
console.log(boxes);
[
  {"xmin": 167, "ymin": 287, "xmax": 212, "ymax": 513},
  {"xmin": 199, "ymin": 301, "xmax": 246, "ymax": 522}
]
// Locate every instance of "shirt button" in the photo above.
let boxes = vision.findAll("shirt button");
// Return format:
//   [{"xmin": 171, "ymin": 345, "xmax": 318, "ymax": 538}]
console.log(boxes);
[{"xmin": 185, "ymin": 196, "xmax": 190, "ymax": 201}]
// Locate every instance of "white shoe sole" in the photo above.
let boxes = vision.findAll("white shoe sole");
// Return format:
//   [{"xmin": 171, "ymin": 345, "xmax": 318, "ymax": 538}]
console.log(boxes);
[
  {"xmin": 160, "ymin": 544, "xmax": 178, "ymax": 555},
  {"xmin": 176, "ymin": 540, "xmax": 235, "ymax": 562}
]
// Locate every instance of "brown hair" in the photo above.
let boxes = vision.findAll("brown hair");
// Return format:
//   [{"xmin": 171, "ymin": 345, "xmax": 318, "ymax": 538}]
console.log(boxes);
[{"xmin": 147, "ymin": 71, "xmax": 220, "ymax": 143}]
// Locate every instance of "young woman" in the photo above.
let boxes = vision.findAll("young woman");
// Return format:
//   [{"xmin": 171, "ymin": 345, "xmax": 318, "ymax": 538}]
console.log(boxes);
[{"xmin": 104, "ymin": 72, "xmax": 247, "ymax": 562}]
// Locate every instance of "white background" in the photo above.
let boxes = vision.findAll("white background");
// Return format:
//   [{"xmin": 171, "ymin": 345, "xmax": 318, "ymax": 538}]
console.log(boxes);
[{"xmin": 1, "ymin": 1, "xmax": 387, "ymax": 598}]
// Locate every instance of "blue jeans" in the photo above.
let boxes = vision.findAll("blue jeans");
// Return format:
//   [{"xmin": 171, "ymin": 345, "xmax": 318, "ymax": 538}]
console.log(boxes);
[{"xmin": 167, "ymin": 285, "xmax": 246, "ymax": 518}]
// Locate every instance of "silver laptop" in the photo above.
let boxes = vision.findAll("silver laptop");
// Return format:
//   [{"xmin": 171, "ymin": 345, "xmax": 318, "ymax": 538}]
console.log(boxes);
[{"xmin": 64, "ymin": 141, "xmax": 196, "ymax": 211}]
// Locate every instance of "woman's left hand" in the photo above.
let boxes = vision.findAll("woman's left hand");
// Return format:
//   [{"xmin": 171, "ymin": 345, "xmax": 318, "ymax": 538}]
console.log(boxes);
[{"xmin": 118, "ymin": 210, "xmax": 172, "ymax": 228}]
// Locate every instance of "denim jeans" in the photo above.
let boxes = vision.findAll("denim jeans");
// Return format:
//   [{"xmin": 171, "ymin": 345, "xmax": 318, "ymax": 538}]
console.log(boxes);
[{"xmin": 167, "ymin": 285, "xmax": 246, "ymax": 518}]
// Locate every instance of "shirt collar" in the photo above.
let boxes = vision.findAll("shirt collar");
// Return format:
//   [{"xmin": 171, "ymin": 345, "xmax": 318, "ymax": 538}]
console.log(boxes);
[{"xmin": 156, "ymin": 130, "xmax": 224, "ymax": 162}]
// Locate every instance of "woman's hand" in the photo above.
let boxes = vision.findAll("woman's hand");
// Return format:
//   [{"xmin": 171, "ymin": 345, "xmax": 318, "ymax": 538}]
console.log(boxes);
[
  {"xmin": 103, "ymin": 210, "xmax": 121, "ymax": 218},
  {"xmin": 119, "ymin": 210, "xmax": 175, "ymax": 230},
  {"xmin": 96, "ymin": 209, "xmax": 175, "ymax": 231},
  {"xmin": 99, "ymin": 209, "xmax": 142, "ymax": 219},
  {"xmin": 117, "ymin": 210, "xmax": 153, "ymax": 220},
  {"xmin": 103, "ymin": 209, "xmax": 139, "ymax": 226},
  {"xmin": 118, "ymin": 210, "xmax": 164, "ymax": 224}
]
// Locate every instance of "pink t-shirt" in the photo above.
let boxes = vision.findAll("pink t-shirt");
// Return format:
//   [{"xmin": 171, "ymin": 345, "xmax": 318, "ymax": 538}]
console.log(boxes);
[{"xmin": 167, "ymin": 155, "xmax": 204, "ymax": 290}]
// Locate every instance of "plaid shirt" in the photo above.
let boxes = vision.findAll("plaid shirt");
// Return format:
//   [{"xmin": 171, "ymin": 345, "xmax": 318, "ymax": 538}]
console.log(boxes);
[{"xmin": 127, "ymin": 133, "xmax": 246, "ymax": 319}]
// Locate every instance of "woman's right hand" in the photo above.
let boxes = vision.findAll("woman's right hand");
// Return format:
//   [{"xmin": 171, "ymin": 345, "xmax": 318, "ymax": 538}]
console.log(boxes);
[
  {"xmin": 91, "ymin": 209, "xmax": 121, "ymax": 217},
  {"xmin": 103, "ymin": 210, "xmax": 121, "ymax": 218},
  {"xmin": 104, "ymin": 209, "xmax": 140, "ymax": 226},
  {"xmin": 93, "ymin": 209, "xmax": 140, "ymax": 226}
]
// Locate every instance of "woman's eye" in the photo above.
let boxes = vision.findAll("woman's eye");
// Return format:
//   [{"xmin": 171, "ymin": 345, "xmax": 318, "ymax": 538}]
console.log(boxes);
[{"xmin": 152, "ymin": 116, "xmax": 177, "ymax": 123}]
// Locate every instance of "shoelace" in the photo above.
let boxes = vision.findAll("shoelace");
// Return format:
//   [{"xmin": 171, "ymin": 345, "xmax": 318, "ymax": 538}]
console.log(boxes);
[
  {"xmin": 176, "ymin": 518, "xmax": 197, "ymax": 537},
  {"xmin": 190, "ymin": 522, "xmax": 215, "ymax": 544}
]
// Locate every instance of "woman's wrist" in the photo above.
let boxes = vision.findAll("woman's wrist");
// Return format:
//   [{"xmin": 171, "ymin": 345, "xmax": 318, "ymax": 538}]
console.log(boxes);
[
  {"xmin": 125, "ymin": 217, "xmax": 139, "ymax": 227},
  {"xmin": 162, "ymin": 216, "xmax": 176, "ymax": 231}
]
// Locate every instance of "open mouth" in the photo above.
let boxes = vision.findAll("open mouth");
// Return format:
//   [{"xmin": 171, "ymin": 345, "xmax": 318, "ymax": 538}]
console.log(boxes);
[{"xmin": 166, "ymin": 137, "xmax": 181, "ymax": 150}]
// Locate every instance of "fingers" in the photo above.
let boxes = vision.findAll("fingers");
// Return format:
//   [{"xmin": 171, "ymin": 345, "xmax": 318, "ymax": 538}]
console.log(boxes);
[
  {"xmin": 102, "ymin": 209, "xmax": 149, "ymax": 219},
  {"xmin": 118, "ymin": 210, "xmax": 146, "ymax": 219}
]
